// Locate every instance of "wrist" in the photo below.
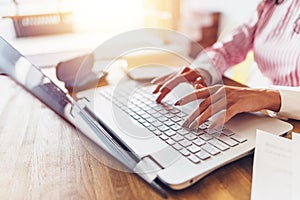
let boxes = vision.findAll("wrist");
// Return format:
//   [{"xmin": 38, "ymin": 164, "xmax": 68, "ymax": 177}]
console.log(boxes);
[{"xmin": 264, "ymin": 89, "xmax": 281, "ymax": 112}]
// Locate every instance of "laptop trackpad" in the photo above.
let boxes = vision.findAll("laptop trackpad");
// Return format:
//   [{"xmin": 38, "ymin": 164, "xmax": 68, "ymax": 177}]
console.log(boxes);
[{"xmin": 150, "ymin": 145, "xmax": 182, "ymax": 168}]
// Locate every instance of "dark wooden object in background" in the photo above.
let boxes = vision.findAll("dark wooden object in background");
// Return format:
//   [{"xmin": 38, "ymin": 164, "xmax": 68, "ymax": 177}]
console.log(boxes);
[
  {"xmin": 189, "ymin": 12, "xmax": 221, "ymax": 58},
  {"xmin": 3, "ymin": 12, "xmax": 73, "ymax": 37}
]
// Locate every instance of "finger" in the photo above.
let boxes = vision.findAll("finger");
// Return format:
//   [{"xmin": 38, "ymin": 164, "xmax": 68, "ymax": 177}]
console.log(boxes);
[
  {"xmin": 189, "ymin": 98, "xmax": 227, "ymax": 129},
  {"xmin": 179, "ymin": 66, "xmax": 192, "ymax": 74},
  {"xmin": 194, "ymin": 76, "xmax": 207, "ymax": 87},
  {"xmin": 175, "ymin": 85, "xmax": 224, "ymax": 106},
  {"xmin": 183, "ymin": 91, "xmax": 226, "ymax": 128},
  {"xmin": 151, "ymin": 72, "xmax": 176, "ymax": 85},
  {"xmin": 152, "ymin": 73, "xmax": 176, "ymax": 94},
  {"xmin": 152, "ymin": 66, "xmax": 190, "ymax": 85},
  {"xmin": 156, "ymin": 75, "xmax": 185, "ymax": 103},
  {"xmin": 208, "ymin": 110, "xmax": 227, "ymax": 130},
  {"xmin": 209, "ymin": 104, "xmax": 239, "ymax": 130},
  {"xmin": 223, "ymin": 105, "xmax": 239, "ymax": 123},
  {"xmin": 182, "ymin": 97, "xmax": 212, "ymax": 128},
  {"xmin": 156, "ymin": 67, "xmax": 205, "ymax": 103},
  {"xmin": 183, "ymin": 69, "xmax": 203, "ymax": 83}
]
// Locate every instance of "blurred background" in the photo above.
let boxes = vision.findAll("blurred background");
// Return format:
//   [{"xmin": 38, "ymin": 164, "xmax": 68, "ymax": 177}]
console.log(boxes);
[{"xmin": 0, "ymin": 0, "xmax": 269, "ymax": 87}]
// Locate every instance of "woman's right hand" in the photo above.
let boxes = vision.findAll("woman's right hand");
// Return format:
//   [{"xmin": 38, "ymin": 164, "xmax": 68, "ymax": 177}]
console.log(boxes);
[{"xmin": 151, "ymin": 66, "xmax": 211, "ymax": 103}]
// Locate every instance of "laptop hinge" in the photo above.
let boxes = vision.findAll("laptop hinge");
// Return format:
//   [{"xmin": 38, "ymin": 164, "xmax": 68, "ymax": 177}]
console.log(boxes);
[{"xmin": 133, "ymin": 156, "xmax": 162, "ymax": 183}]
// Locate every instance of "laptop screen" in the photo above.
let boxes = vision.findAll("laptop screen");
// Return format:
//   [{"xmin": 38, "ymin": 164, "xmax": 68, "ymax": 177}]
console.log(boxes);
[{"xmin": 0, "ymin": 36, "xmax": 69, "ymax": 117}]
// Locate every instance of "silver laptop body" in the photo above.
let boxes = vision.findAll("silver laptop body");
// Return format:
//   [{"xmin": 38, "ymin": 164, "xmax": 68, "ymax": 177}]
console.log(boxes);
[{"xmin": 78, "ymin": 79, "xmax": 293, "ymax": 190}]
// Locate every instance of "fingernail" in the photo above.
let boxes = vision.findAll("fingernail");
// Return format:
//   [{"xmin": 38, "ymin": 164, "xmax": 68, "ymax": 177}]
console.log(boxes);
[
  {"xmin": 174, "ymin": 100, "xmax": 182, "ymax": 106},
  {"xmin": 150, "ymin": 79, "xmax": 156, "ymax": 84},
  {"xmin": 153, "ymin": 88, "xmax": 159, "ymax": 94},
  {"xmin": 182, "ymin": 119, "xmax": 190, "ymax": 127},
  {"xmin": 156, "ymin": 96, "xmax": 162, "ymax": 103},
  {"xmin": 189, "ymin": 121, "xmax": 198, "ymax": 130}
]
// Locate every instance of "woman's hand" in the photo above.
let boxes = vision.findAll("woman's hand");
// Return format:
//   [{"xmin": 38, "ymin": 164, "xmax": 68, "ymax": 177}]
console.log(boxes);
[
  {"xmin": 175, "ymin": 85, "xmax": 281, "ymax": 129},
  {"xmin": 151, "ymin": 66, "xmax": 211, "ymax": 103}
]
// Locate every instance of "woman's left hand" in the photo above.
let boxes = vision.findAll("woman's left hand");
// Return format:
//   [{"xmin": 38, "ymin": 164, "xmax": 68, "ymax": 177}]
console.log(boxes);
[{"xmin": 175, "ymin": 85, "xmax": 281, "ymax": 129}]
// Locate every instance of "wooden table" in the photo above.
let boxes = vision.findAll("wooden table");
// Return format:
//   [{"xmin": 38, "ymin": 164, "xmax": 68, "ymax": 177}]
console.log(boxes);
[{"xmin": 0, "ymin": 74, "xmax": 299, "ymax": 200}]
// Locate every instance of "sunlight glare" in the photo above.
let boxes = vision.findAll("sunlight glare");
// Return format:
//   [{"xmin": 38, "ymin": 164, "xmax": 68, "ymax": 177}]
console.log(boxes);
[{"xmin": 71, "ymin": 0, "xmax": 143, "ymax": 32}]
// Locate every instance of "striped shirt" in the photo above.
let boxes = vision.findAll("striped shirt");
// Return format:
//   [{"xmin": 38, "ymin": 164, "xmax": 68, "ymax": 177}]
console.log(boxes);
[{"xmin": 194, "ymin": 0, "xmax": 300, "ymax": 119}]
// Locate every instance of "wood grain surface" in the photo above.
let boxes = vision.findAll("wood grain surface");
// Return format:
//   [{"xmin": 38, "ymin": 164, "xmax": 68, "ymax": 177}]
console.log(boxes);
[{"xmin": 0, "ymin": 75, "xmax": 298, "ymax": 200}]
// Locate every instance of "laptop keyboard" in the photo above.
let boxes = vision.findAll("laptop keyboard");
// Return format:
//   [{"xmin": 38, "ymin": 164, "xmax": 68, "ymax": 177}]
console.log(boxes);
[{"xmin": 100, "ymin": 86, "xmax": 247, "ymax": 164}]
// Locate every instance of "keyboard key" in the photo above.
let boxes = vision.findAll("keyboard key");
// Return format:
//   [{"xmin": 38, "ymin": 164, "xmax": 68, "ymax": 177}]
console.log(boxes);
[
  {"xmin": 185, "ymin": 133, "xmax": 197, "ymax": 141},
  {"xmin": 169, "ymin": 108, "xmax": 181, "ymax": 114},
  {"xmin": 158, "ymin": 116, "xmax": 168, "ymax": 122},
  {"xmin": 179, "ymin": 139, "xmax": 192, "ymax": 147},
  {"xmin": 153, "ymin": 105, "xmax": 164, "ymax": 111},
  {"xmin": 131, "ymin": 106, "xmax": 141, "ymax": 112},
  {"xmin": 152, "ymin": 112, "xmax": 162, "ymax": 118},
  {"xmin": 142, "ymin": 122, "xmax": 151, "ymax": 127},
  {"xmin": 149, "ymin": 103, "xmax": 157, "ymax": 108},
  {"xmin": 177, "ymin": 129, "xmax": 189, "ymax": 136},
  {"xmin": 140, "ymin": 105, "xmax": 151, "ymax": 111},
  {"xmin": 179, "ymin": 148, "xmax": 190, "ymax": 157},
  {"xmin": 152, "ymin": 121, "xmax": 163, "ymax": 127},
  {"xmin": 166, "ymin": 138, "xmax": 175, "ymax": 145},
  {"xmin": 128, "ymin": 110, "xmax": 135, "ymax": 116},
  {"xmin": 187, "ymin": 144, "xmax": 201, "ymax": 154},
  {"xmin": 165, "ymin": 120, "xmax": 174, "ymax": 126},
  {"xmin": 141, "ymin": 113, "xmax": 151, "ymax": 119},
  {"xmin": 170, "ymin": 116, "xmax": 181, "ymax": 122},
  {"xmin": 205, "ymin": 129, "xmax": 221, "ymax": 135},
  {"xmin": 170, "ymin": 124, "xmax": 181, "ymax": 131},
  {"xmin": 230, "ymin": 134, "xmax": 247, "ymax": 143},
  {"xmin": 193, "ymin": 138, "xmax": 206, "ymax": 146},
  {"xmin": 165, "ymin": 113, "xmax": 176, "ymax": 118},
  {"xmin": 200, "ymin": 133, "xmax": 213, "ymax": 141},
  {"xmin": 159, "ymin": 110, "xmax": 168, "ymax": 115},
  {"xmin": 216, "ymin": 135, "xmax": 239, "ymax": 147},
  {"xmin": 159, "ymin": 134, "xmax": 169, "ymax": 140},
  {"xmin": 201, "ymin": 143, "xmax": 220, "ymax": 156},
  {"xmin": 147, "ymin": 109, "xmax": 157, "ymax": 115},
  {"xmin": 208, "ymin": 138, "xmax": 229, "ymax": 151},
  {"xmin": 171, "ymin": 134, "xmax": 184, "ymax": 142},
  {"xmin": 196, "ymin": 130, "xmax": 205, "ymax": 135},
  {"xmin": 138, "ymin": 118, "xmax": 146, "ymax": 123},
  {"xmin": 188, "ymin": 154, "xmax": 201, "ymax": 164},
  {"xmin": 177, "ymin": 120, "xmax": 186, "ymax": 126},
  {"xmin": 153, "ymin": 130, "xmax": 162, "ymax": 136},
  {"xmin": 222, "ymin": 129, "xmax": 234, "ymax": 136},
  {"xmin": 195, "ymin": 150, "xmax": 211, "ymax": 160},
  {"xmin": 172, "ymin": 143, "xmax": 183, "ymax": 151},
  {"xmin": 165, "ymin": 130, "xmax": 176, "ymax": 137},
  {"xmin": 131, "ymin": 114, "xmax": 140, "ymax": 120},
  {"xmin": 177, "ymin": 112, "xmax": 187, "ymax": 117},
  {"xmin": 198, "ymin": 123, "xmax": 208, "ymax": 130},
  {"xmin": 146, "ymin": 117, "xmax": 156, "ymax": 123},
  {"xmin": 147, "ymin": 126, "xmax": 156, "ymax": 132},
  {"xmin": 158, "ymin": 125, "xmax": 169, "ymax": 132}
]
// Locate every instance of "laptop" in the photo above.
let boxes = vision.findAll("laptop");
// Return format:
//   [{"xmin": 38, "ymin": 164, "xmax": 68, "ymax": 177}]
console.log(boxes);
[
  {"xmin": 77, "ymin": 70, "xmax": 293, "ymax": 189},
  {"xmin": 0, "ymin": 36, "xmax": 293, "ymax": 193}
]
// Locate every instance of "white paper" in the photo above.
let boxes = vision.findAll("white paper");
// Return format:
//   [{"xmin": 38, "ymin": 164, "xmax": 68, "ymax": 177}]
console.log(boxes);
[
  {"xmin": 292, "ymin": 133, "xmax": 300, "ymax": 200},
  {"xmin": 251, "ymin": 130, "xmax": 293, "ymax": 200}
]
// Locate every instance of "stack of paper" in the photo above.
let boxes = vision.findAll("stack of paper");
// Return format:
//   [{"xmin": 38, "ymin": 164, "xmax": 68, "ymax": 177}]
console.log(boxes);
[{"xmin": 251, "ymin": 130, "xmax": 300, "ymax": 200}]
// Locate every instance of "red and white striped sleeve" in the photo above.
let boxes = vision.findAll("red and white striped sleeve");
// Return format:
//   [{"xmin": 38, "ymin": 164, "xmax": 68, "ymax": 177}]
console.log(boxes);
[{"xmin": 193, "ymin": 1, "xmax": 266, "ymax": 85}]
